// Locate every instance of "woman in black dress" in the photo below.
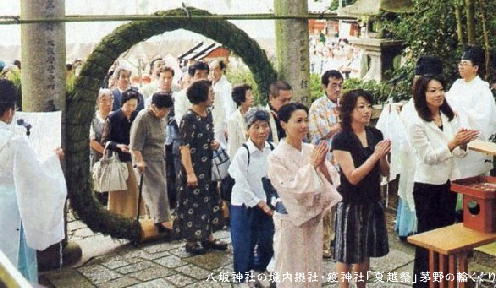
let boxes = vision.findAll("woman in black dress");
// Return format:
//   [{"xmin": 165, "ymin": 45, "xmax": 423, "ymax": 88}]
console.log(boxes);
[
  {"xmin": 331, "ymin": 89, "xmax": 390, "ymax": 288},
  {"xmin": 175, "ymin": 80, "xmax": 226, "ymax": 255}
]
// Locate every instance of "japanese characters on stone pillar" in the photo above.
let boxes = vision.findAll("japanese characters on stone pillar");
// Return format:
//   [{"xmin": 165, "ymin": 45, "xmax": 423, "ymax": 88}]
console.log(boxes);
[
  {"xmin": 274, "ymin": 0, "xmax": 311, "ymax": 103},
  {"xmin": 21, "ymin": 0, "xmax": 66, "ymax": 146}
]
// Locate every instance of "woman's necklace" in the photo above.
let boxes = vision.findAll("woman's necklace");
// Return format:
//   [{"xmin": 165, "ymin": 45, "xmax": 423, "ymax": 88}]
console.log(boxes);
[{"xmin": 433, "ymin": 112, "xmax": 442, "ymax": 127}]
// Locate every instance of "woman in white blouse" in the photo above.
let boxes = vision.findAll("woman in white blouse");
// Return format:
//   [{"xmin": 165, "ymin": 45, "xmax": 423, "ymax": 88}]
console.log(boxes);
[
  {"xmin": 226, "ymin": 84, "xmax": 254, "ymax": 158},
  {"xmin": 228, "ymin": 108, "xmax": 274, "ymax": 285},
  {"xmin": 408, "ymin": 75, "xmax": 478, "ymax": 288}
]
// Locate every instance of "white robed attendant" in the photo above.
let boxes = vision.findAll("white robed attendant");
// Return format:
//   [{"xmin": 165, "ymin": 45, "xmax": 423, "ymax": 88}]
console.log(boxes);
[
  {"xmin": 447, "ymin": 75, "xmax": 496, "ymax": 178},
  {"xmin": 446, "ymin": 47, "xmax": 496, "ymax": 179},
  {"xmin": 0, "ymin": 79, "xmax": 66, "ymax": 284},
  {"xmin": 396, "ymin": 99, "xmax": 419, "ymax": 235}
]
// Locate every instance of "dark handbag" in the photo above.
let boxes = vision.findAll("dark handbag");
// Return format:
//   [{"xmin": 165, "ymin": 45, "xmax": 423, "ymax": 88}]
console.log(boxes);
[
  {"xmin": 262, "ymin": 177, "xmax": 287, "ymax": 214},
  {"xmin": 220, "ymin": 175, "xmax": 235, "ymax": 201}
]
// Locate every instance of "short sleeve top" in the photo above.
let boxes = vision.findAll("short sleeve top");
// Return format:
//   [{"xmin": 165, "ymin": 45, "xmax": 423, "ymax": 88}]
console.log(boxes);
[
  {"xmin": 331, "ymin": 126, "xmax": 383, "ymax": 203},
  {"xmin": 179, "ymin": 109, "xmax": 215, "ymax": 173},
  {"xmin": 130, "ymin": 109, "xmax": 166, "ymax": 160}
]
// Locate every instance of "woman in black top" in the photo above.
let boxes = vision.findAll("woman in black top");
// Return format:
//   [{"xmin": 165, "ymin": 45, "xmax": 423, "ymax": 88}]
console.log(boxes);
[
  {"xmin": 331, "ymin": 89, "xmax": 390, "ymax": 288},
  {"xmin": 175, "ymin": 80, "xmax": 226, "ymax": 255},
  {"xmin": 101, "ymin": 89, "xmax": 139, "ymax": 218}
]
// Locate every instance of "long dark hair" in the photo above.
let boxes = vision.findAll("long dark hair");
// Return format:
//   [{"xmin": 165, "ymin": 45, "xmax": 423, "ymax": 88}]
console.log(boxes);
[
  {"xmin": 340, "ymin": 89, "xmax": 373, "ymax": 131},
  {"xmin": 413, "ymin": 75, "xmax": 454, "ymax": 122}
]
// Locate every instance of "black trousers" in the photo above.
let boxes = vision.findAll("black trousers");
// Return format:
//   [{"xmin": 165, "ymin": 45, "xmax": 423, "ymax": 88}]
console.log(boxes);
[
  {"xmin": 412, "ymin": 181, "xmax": 457, "ymax": 288},
  {"xmin": 165, "ymin": 144, "xmax": 179, "ymax": 209}
]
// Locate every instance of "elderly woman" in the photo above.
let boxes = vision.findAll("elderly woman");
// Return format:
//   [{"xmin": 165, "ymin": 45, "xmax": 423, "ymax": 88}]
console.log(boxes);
[
  {"xmin": 331, "ymin": 89, "xmax": 390, "ymax": 288},
  {"xmin": 226, "ymin": 84, "xmax": 254, "ymax": 158},
  {"xmin": 90, "ymin": 88, "xmax": 113, "ymax": 169},
  {"xmin": 174, "ymin": 80, "xmax": 226, "ymax": 255},
  {"xmin": 408, "ymin": 75, "xmax": 477, "ymax": 288},
  {"xmin": 130, "ymin": 92, "xmax": 174, "ymax": 232},
  {"xmin": 102, "ymin": 89, "xmax": 140, "ymax": 217},
  {"xmin": 229, "ymin": 108, "xmax": 274, "ymax": 284},
  {"xmin": 267, "ymin": 103, "xmax": 342, "ymax": 288}
]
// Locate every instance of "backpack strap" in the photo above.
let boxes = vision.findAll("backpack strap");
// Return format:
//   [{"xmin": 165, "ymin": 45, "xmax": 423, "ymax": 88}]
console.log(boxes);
[
  {"xmin": 241, "ymin": 143, "xmax": 250, "ymax": 165},
  {"xmin": 268, "ymin": 141, "xmax": 275, "ymax": 151},
  {"xmin": 242, "ymin": 142, "xmax": 274, "ymax": 166}
]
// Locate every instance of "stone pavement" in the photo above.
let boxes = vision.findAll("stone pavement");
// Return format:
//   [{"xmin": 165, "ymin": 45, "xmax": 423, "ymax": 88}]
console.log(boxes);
[{"xmin": 38, "ymin": 209, "xmax": 495, "ymax": 288}]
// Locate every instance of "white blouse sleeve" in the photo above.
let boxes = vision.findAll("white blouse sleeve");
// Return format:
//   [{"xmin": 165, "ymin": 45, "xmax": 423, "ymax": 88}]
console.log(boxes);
[{"xmin": 408, "ymin": 122, "xmax": 453, "ymax": 165}]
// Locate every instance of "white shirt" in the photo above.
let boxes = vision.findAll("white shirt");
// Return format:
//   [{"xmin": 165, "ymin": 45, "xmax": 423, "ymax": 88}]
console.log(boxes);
[
  {"xmin": 212, "ymin": 76, "xmax": 233, "ymax": 148},
  {"xmin": 89, "ymin": 111, "xmax": 106, "ymax": 141},
  {"xmin": 226, "ymin": 109, "xmax": 248, "ymax": 158},
  {"xmin": 140, "ymin": 80, "xmax": 159, "ymax": 101},
  {"xmin": 174, "ymin": 89, "xmax": 192, "ymax": 126},
  {"xmin": 144, "ymin": 90, "xmax": 178, "ymax": 109},
  {"xmin": 228, "ymin": 140, "xmax": 273, "ymax": 207},
  {"xmin": 213, "ymin": 75, "xmax": 235, "ymax": 117}
]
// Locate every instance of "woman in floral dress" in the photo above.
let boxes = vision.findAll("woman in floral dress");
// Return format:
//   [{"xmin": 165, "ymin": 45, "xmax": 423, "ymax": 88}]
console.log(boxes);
[{"xmin": 175, "ymin": 80, "xmax": 226, "ymax": 255}]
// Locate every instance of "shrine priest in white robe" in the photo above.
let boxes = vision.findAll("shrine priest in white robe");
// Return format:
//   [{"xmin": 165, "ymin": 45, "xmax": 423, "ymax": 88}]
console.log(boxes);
[
  {"xmin": 0, "ymin": 79, "xmax": 67, "ymax": 284},
  {"xmin": 446, "ymin": 46, "xmax": 496, "ymax": 178}
]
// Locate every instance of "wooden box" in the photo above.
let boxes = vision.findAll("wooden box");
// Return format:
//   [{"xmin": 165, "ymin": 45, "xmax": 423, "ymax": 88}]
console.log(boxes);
[{"xmin": 451, "ymin": 176, "xmax": 496, "ymax": 233}]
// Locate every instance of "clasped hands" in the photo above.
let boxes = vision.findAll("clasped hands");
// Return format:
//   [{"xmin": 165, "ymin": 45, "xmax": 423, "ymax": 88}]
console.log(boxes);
[
  {"xmin": 449, "ymin": 129, "xmax": 479, "ymax": 151},
  {"xmin": 311, "ymin": 142, "xmax": 329, "ymax": 171}
]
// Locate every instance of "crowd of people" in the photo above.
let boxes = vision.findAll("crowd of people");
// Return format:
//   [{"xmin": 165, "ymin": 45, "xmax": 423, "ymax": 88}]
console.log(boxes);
[
  {"xmin": 310, "ymin": 37, "xmax": 362, "ymax": 79},
  {"xmin": 87, "ymin": 45, "xmax": 496, "ymax": 288},
  {"xmin": 1, "ymin": 43, "xmax": 495, "ymax": 287}
]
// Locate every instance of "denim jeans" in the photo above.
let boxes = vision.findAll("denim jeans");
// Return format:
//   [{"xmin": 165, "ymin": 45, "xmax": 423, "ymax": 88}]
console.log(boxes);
[{"xmin": 230, "ymin": 204, "xmax": 274, "ymax": 282}]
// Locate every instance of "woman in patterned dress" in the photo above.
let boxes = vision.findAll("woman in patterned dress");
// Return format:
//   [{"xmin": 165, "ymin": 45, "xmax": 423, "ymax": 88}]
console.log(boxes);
[{"xmin": 175, "ymin": 80, "xmax": 226, "ymax": 255}]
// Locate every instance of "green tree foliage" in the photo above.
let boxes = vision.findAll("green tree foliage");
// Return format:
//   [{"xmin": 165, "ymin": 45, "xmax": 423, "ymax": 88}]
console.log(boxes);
[
  {"xmin": 226, "ymin": 68, "xmax": 261, "ymax": 104},
  {"xmin": 308, "ymin": 73, "xmax": 410, "ymax": 106},
  {"xmin": 381, "ymin": 0, "xmax": 496, "ymax": 90},
  {"xmin": 327, "ymin": 0, "xmax": 358, "ymax": 11},
  {"xmin": 381, "ymin": 1, "xmax": 461, "ymax": 87}
]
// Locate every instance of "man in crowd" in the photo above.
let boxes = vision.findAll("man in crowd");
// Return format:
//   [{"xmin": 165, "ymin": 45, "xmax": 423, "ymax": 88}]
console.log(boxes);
[
  {"xmin": 267, "ymin": 81, "xmax": 293, "ymax": 144},
  {"xmin": 308, "ymin": 70, "xmax": 343, "ymax": 258},
  {"xmin": 209, "ymin": 60, "xmax": 234, "ymax": 148},
  {"xmin": 141, "ymin": 58, "xmax": 165, "ymax": 100},
  {"xmin": 112, "ymin": 67, "xmax": 145, "ymax": 111},
  {"xmin": 174, "ymin": 61, "xmax": 209, "ymax": 124},
  {"xmin": 144, "ymin": 66, "xmax": 175, "ymax": 107}
]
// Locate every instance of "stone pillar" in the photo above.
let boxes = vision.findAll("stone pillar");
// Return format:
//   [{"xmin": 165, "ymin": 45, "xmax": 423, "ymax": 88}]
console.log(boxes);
[
  {"xmin": 21, "ymin": 0, "xmax": 81, "ymax": 269},
  {"xmin": 274, "ymin": 0, "xmax": 311, "ymax": 103},
  {"xmin": 21, "ymin": 0, "xmax": 66, "ymax": 122}
]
